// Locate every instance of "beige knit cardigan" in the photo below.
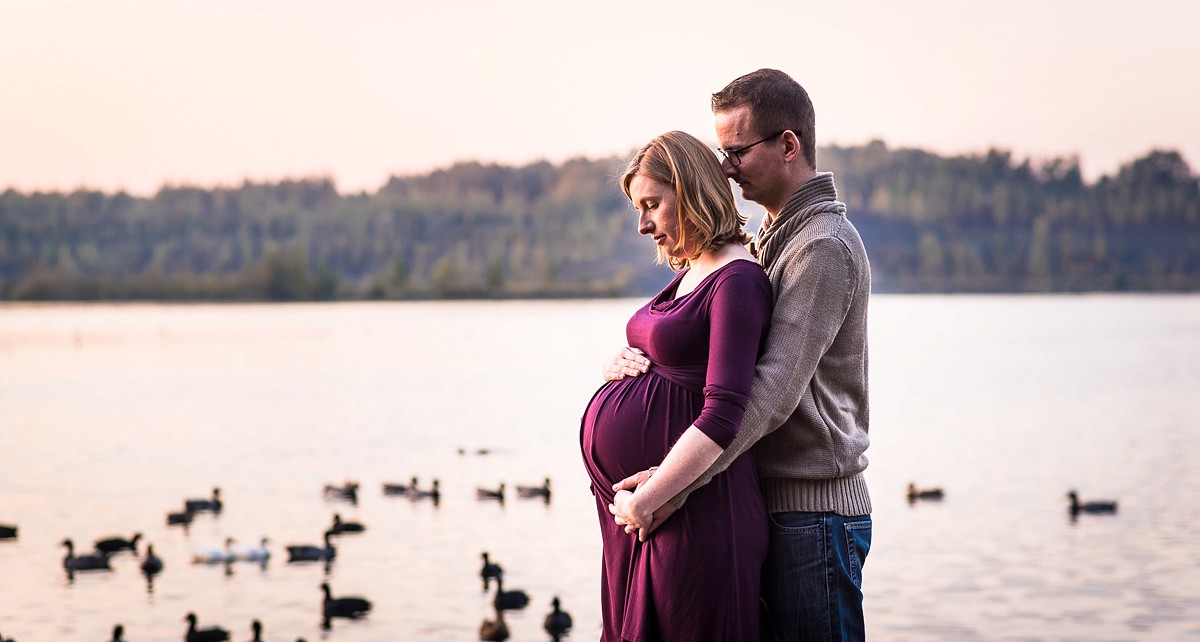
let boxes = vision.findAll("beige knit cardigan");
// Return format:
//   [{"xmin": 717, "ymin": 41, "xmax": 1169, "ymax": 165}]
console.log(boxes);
[{"xmin": 672, "ymin": 172, "xmax": 873, "ymax": 516}]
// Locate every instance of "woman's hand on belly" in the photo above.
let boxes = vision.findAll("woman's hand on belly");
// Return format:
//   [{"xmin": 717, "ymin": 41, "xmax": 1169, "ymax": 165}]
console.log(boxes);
[{"xmin": 602, "ymin": 346, "xmax": 651, "ymax": 381}]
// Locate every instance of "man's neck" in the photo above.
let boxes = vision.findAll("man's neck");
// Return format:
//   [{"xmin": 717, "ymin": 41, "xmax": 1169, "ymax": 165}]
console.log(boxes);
[{"xmin": 764, "ymin": 168, "xmax": 818, "ymax": 219}]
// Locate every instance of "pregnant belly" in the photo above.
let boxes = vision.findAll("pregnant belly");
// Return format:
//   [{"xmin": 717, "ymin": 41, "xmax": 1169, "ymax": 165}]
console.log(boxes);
[{"xmin": 580, "ymin": 372, "xmax": 701, "ymax": 493}]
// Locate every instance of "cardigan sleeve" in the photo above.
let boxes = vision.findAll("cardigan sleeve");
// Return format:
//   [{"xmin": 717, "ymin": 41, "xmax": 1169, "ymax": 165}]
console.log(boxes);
[{"xmin": 669, "ymin": 236, "xmax": 857, "ymax": 508}]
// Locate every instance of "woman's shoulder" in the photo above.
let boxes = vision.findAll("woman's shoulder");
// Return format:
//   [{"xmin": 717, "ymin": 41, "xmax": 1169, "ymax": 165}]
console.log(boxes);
[
  {"xmin": 707, "ymin": 259, "xmax": 771, "ymax": 301},
  {"xmin": 711, "ymin": 258, "xmax": 768, "ymax": 284}
]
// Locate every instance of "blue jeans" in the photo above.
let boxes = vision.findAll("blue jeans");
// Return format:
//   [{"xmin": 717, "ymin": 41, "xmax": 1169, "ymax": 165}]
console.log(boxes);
[{"xmin": 761, "ymin": 511, "xmax": 872, "ymax": 642}]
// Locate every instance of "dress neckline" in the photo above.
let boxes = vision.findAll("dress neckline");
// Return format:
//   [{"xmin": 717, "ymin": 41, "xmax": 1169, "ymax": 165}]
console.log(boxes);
[{"xmin": 656, "ymin": 258, "xmax": 758, "ymax": 308}]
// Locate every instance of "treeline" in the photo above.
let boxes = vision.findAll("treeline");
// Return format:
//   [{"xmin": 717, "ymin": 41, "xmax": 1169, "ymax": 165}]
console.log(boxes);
[
  {"xmin": 1, "ymin": 144, "xmax": 1198, "ymax": 300},
  {"xmin": 825, "ymin": 143, "xmax": 1200, "ymax": 291}
]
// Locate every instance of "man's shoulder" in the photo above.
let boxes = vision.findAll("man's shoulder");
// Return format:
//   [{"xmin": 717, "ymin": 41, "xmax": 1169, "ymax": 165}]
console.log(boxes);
[
  {"xmin": 766, "ymin": 217, "xmax": 869, "ymax": 284},
  {"xmin": 773, "ymin": 217, "xmax": 858, "ymax": 257}
]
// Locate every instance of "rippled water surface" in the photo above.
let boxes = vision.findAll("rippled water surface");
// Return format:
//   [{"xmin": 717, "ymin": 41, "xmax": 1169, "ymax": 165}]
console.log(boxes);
[{"xmin": 2, "ymin": 296, "xmax": 1198, "ymax": 641}]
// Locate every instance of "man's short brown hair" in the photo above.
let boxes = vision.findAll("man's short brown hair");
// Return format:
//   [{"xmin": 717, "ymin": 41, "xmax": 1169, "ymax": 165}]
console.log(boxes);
[{"xmin": 712, "ymin": 68, "xmax": 817, "ymax": 169}]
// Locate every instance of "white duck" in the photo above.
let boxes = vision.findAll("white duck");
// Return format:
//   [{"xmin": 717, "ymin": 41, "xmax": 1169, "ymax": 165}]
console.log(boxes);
[
  {"xmin": 232, "ymin": 536, "xmax": 270, "ymax": 563},
  {"xmin": 191, "ymin": 537, "xmax": 236, "ymax": 564}
]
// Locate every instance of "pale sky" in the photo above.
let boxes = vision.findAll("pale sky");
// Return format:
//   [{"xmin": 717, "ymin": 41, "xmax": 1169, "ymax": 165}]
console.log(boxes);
[{"xmin": 2, "ymin": 0, "xmax": 1198, "ymax": 196}]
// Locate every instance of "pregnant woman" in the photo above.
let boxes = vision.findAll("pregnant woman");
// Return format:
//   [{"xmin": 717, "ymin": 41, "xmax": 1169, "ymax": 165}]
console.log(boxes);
[{"xmin": 580, "ymin": 130, "xmax": 771, "ymax": 641}]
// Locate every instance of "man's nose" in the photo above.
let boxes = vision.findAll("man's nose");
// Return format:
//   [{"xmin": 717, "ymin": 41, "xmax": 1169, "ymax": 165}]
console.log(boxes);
[{"xmin": 721, "ymin": 157, "xmax": 738, "ymax": 177}]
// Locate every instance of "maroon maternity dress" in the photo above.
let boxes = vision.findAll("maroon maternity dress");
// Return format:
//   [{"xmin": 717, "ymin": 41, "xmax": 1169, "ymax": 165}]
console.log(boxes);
[{"xmin": 580, "ymin": 259, "xmax": 772, "ymax": 641}]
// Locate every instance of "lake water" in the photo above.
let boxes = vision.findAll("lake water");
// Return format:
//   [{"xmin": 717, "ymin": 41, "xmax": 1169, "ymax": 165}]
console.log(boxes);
[{"xmin": 1, "ymin": 296, "xmax": 1198, "ymax": 641}]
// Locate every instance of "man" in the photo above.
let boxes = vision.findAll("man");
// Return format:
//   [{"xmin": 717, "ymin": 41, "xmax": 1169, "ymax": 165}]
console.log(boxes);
[{"xmin": 609, "ymin": 68, "xmax": 872, "ymax": 641}]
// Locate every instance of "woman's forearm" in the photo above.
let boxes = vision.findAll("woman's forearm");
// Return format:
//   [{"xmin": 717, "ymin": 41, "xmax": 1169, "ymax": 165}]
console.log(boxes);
[{"xmin": 630, "ymin": 426, "xmax": 723, "ymax": 515}]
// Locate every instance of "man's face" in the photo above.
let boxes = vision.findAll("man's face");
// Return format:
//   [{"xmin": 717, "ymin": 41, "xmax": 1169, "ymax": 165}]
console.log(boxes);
[{"xmin": 715, "ymin": 105, "xmax": 782, "ymax": 209}]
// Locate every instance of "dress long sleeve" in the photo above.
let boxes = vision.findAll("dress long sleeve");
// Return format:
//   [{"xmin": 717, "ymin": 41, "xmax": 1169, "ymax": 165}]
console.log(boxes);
[{"xmin": 691, "ymin": 269, "xmax": 774, "ymax": 448}]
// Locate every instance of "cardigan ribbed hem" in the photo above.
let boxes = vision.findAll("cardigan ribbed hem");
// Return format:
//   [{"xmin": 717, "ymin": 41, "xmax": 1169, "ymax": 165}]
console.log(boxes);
[{"xmin": 760, "ymin": 474, "xmax": 872, "ymax": 516}]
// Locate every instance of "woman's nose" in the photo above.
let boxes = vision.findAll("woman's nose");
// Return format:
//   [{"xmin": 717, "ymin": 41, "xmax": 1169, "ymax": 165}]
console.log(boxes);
[{"xmin": 638, "ymin": 213, "xmax": 653, "ymax": 235}]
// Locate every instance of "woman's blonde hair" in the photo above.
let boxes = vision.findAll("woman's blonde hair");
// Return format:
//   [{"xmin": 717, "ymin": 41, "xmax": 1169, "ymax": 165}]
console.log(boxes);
[{"xmin": 621, "ymin": 130, "xmax": 750, "ymax": 270}]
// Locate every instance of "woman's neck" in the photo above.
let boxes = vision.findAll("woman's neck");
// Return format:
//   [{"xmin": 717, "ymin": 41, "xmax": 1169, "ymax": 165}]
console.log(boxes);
[
  {"xmin": 691, "ymin": 242, "xmax": 752, "ymax": 272},
  {"xmin": 676, "ymin": 242, "xmax": 755, "ymax": 296}
]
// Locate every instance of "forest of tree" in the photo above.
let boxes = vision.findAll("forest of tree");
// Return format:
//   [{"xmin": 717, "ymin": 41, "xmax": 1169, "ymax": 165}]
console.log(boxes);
[{"xmin": 1, "ymin": 143, "xmax": 1198, "ymax": 301}]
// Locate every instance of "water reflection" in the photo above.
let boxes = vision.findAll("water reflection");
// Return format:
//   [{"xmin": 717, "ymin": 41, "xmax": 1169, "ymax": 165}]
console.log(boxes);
[{"xmin": 1, "ymin": 298, "xmax": 1197, "ymax": 640}]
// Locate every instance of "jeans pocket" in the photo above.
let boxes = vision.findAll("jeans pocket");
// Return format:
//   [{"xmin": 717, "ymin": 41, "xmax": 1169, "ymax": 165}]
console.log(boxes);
[
  {"xmin": 768, "ymin": 511, "xmax": 825, "ymax": 534},
  {"xmin": 843, "ymin": 519, "xmax": 872, "ymax": 588}
]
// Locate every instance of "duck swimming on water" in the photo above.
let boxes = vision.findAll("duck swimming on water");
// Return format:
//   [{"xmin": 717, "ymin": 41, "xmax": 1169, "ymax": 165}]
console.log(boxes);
[
  {"xmin": 477, "ymin": 483, "xmax": 506, "ymax": 503},
  {"xmin": 410, "ymin": 479, "xmax": 441, "ymax": 503},
  {"xmin": 330, "ymin": 513, "xmax": 365, "ymax": 534},
  {"xmin": 906, "ymin": 483, "xmax": 944, "ymax": 502},
  {"xmin": 61, "ymin": 539, "xmax": 111, "ymax": 572},
  {"xmin": 321, "ymin": 582, "xmax": 372, "ymax": 620},
  {"xmin": 1067, "ymin": 490, "xmax": 1117, "ymax": 515},
  {"xmin": 95, "ymin": 532, "xmax": 141, "ymax": 555},
  {"xmin": 185, "ymin": 488, "xmax": 223, "ymax": 513},
  {"xmin": 382, "ymin": 476, "xmax": 419, "ymax": 496},
  {"xmin": 492, "ymin": 577, "xmax": 529, "ymax": 612},
  {"xmin": 516, "ymin": 477, "xmax": 552, "ymax": 501},
  {"xmin": 287, "ymin": 531, "xmax": 336, "ymax": 563},
  {"xmin": 544, "ymin": 596, "xmax": 573, "ymax": 640},
  {"xmin": 233, "ymin": 537, "xmax": 271, "ymax": 563},
  {"xmin": 140, "ymin": 544, "xmax": 164, "ymax": 576},
  {"xmin": 480, "ymin": 551, "xmax": 504, "ymax": 591},
  {"xmin": 191, "ymin": 537, "xmax": 236, "ymax": 564},
  {"xmin": 479, "ymin": 607, "xmax": 510, "ymax": 641},
  {"xmin": 183, "ymin": 612, "xmax": 229, "ymax": 642}
]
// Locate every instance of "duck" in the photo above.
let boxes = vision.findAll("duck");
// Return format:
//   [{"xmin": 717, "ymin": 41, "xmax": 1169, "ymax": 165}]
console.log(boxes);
[
  {"xmin": 906, "ymin": 483, "xmax": 945, "ymax": 502},
  {"xmin": 329, "ymin": 513, "xmax": 365, "ymax": 534},
  {"xmin": 382, "ymin": 476, "xmax": 419, "ymax": 496},
  {"xmin": 191, "ymin": 537, "xmax": 236, "ymax": 564},
  {"xmin": 479, "ymin": 607, "xmax": 510, "ymax": 641},
  {"xmin": 410, "ymin": 479, "xmax": 441, "ymax": 503},
  {"xmin": 0, "ymin": 523, "xmax": 17, "ymax": 539},
  {"xmin": 477, "ymin": 483, "xmax": 505, "ymax": 503},
  {"xmin": 492, "ymin": 577, "xmax": 529, "ymax": 612},
  {"xmin": 248, "ymin": 620, "xmax": 266, "ymax": 642},
  {"xmin": 323, "ymin": 481, "xmax": 359, "ymax": 503},
  {"xmin": 1067, "ymin": 490, "xmax": 1118, "ymax": 515},
  {"xmin": 140, "ymin": 544, "xmax": 164, "ymax": 576},
  {"xmin": 167, "ymin": 508, "xmax": 195, "ymax": 526},
  {"xmin": 321, "ymin": 582, "xmax": 372, "ymax": 620},
  {"xmin": 480, "ymin": 551, "xmax": 504, "ymax": 590},
  {"xmin": 95, "ymin": 532, "xmax": 142, "ymax": 556},
  {"xmin": 184, "ymin": 612, "xmax": 230, "ymax": 642},
  {"xmin": 516, "ymin": 477, "xmax": 552, "ymax": 501},
  {"xmin": 233, "ymin": 537, "xmax": 271, "ymax": 562},
  {"xmin": 544, "ymin": 596, "xmax": 573, "ymax": 639},
  {"xmin": 287, "ymin": 531, "xmax": 336, "ymax": 563},
  {"xmin": 109, "ymin": 624, "xmax": 126, "ymax": 642},
  {"xmin": 61, "ymin": 539, "xmax": 112, "ymax": 572},
  {"xmin": 186, "ymin": 487, "xmax": 223, "ymax": 513}
]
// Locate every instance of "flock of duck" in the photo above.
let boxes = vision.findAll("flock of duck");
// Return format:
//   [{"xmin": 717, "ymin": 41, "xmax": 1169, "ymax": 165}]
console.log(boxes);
[
  {"xmin": 477, "ymin": 551, "xmax": 573, "ymax": 642},
  {"xmin": 0, "ymin": 477, "xmax": 1119, "ymax": 640},
  {"xmin": 0, "ymin": 476, "xmax": 568, "ymax": 641},
  {"xmin": 904, "ymin": 482, "xmax": 1119, "ymax": 520}
]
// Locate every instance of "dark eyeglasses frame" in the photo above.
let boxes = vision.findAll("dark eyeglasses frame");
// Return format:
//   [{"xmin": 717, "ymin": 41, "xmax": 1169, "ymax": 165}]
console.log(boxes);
[{"xmin": 717, "ymin": 130, "xmax": 788, "ymax": 167}]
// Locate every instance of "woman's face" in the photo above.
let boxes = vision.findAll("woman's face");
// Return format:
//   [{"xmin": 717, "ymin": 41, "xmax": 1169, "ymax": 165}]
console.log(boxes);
[{"xmin": 628, "ymin": 174, "xmax": 684, "ymax": 257}]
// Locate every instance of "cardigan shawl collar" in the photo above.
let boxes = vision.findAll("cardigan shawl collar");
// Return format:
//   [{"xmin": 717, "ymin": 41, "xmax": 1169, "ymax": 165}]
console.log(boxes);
[{"xmin": 755, "ymin": 172, "xmax": 845, "ymax": 268}]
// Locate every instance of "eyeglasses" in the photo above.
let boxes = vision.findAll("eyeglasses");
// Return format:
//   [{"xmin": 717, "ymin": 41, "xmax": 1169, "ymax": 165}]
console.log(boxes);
[{"xmin": 717, "ymin": 130, "xmax": 787, "ymax": 167}]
